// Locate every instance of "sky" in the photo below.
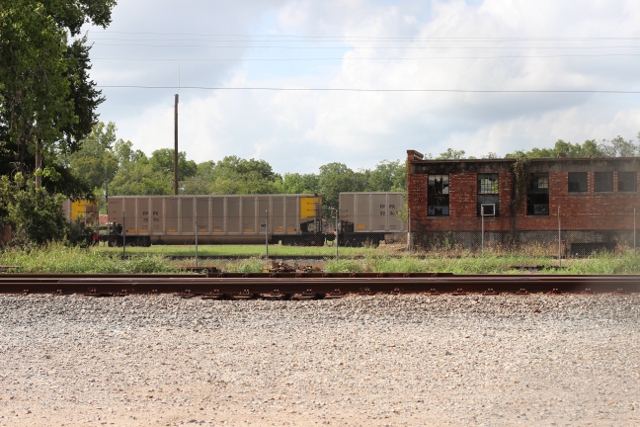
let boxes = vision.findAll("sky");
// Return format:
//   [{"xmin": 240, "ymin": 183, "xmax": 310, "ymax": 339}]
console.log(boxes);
[{"xmin": 81, "ymin": 0, "xmax": 640, "ymax": 175}]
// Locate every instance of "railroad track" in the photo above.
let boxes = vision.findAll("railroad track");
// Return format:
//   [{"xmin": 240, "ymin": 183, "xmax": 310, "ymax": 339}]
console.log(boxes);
[{"xmin": 1, "ymin": 273, "xmax": 638, "ymax": 299}]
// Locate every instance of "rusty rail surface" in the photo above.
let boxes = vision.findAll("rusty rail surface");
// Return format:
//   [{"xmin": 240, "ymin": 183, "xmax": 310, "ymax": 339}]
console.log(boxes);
[{"xmin": 0, "ymin": 273, "xmax": 639, "ymax": 298}]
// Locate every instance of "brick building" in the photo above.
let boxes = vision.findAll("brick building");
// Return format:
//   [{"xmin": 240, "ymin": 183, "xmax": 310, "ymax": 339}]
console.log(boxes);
[{"xmin": 406, "ymin": 150, "xmax": 640, "ymax": 254}]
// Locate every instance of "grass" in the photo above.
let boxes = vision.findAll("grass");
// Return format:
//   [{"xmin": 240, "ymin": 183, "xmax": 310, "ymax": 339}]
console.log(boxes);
[
  {"xmin": 1, "ymin": 242, "xmax": 639, "ymax": 275},
  {"xmin": 181, "ymin": 251, "xmax": 640, "ymax": 275},
  {"xmin": 0, "ymin": 241, "xmax": 182, "ymax": 274}
]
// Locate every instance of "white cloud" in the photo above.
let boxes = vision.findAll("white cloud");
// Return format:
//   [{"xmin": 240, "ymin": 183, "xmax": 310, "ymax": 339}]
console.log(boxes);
[{"xmin": 87, "ymin": 0, "xmax": 640, "ymax": 175}]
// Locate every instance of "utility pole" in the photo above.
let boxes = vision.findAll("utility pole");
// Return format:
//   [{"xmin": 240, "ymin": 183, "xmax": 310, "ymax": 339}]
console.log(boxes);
[{"xmin": 174, "ymin": 94, "xmax": 179, "ymax": 195}]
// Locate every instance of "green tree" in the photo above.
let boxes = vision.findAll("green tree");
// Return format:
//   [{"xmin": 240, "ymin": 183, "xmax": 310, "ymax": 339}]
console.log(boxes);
[
  {"xmin": 114, "ymin": 139, "xmax": 146, "ymax": 165},
  {"xmin": 149, "ymin": 148, "xmax": 197, "ymax": 183},
  {"xmin": 107, "ymin": 142, "xmax": 217, "ymax": 196},
  {"xmin": 366, "ymin": 159, "xmax": 406, "ymax": 192},
  {"xmin": 212, "ymin": 156, "xmax": 278, "ymax": 181},
  {"xmin": 109, "ymin": 157, "xmax": 173, "ymax": 196},
  {"xmin": 579, "ymin": 139, "xmax": 604, "ymax": 157},
  {"xmin": 599, "ymin": 136, "xmax": 640, "ymax": 157},
  {"xmin": 0, "ymin": 0, "xmax": 116, "ymax": 193},
  {"xmin": 181, "ymin": 161, "xmax": 216, "ymax": 195},
  {"xmin": 0, "ymin": 172, "xmax": 66, "ymax": 244},
  {"xmin": 67, "ymin": 122, "xmax": 119, "ymax": 202},
  {"xmin": 505, "ymin": 136, "xmax": 638, "ymax": 159},
  {"xmin": 277, "ymin": 173, "xmax": 320, "ymax": 194},
  {"xmin": 206, "ymin": 156, "xmax": 280, "ymax": 194},
  {"xmin": 436, "ymin": 148, "xmax": 466, "ymax": 160},
  {"xmin": 318, "ymin": 162, "xmax": 366, "ymax": 209}
]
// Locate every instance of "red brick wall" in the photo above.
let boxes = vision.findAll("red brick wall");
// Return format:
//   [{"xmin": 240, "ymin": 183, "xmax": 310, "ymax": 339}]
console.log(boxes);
[
  {"xmin": 407, "ymin": 174, "xmax": 427, "ymax": 232},
  {"xmin": 409, "ymin": 169, "xmax": 640, "ymax": 233}
]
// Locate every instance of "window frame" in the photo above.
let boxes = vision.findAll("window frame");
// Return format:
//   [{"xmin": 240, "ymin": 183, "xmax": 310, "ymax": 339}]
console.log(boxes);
[
  {"xmin": 477, "ymin": 173, "xmax": 499, "ymax": 217},
  {"xmin": 568, "ymin": 172, "xmax": 588, "ymax": 193},
  {"xmin": 594, "ymin": 172, "xmax": 613, "ymax": 193},
  {"xmin": 618, "ymin": 171, "xmax": 637, "ymax": 192},
  {"xmin": 427, "ymin": 174, "xmax": 450, "ymax": 217},
  {"xmin": 527, "ymin": 173, "xmax": 549, "ymax": 216}
]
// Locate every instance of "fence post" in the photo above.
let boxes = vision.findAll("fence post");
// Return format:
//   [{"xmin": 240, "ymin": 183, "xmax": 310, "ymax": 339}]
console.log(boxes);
[
  {"xmin": 634, "ymin": 207, "xmax": 636, "ymax": 255},
  {"xmin": 195, "ymin": 210, "xmax": 198, "ymax": 268},
  {"xmin": 122, "ymin": 210, "xmax": 126, "ymax": 258},
  {"xmin": 265, "ymin": 209, "xmax": 269, "ymax": 258},
  {"xmin": 557, "ymin": 206, "xmax": 561, "ymax": 267},
  {"xmin": 481, "ymin": 206, "xmax": 485, "ymax": 257},
  {"xmin": 408, "ymin": 208, "xmax": 411, "ymax": 253},
  {"xmin": 336, "ymin": 209, "xmax": 339, "ymax": 261}
]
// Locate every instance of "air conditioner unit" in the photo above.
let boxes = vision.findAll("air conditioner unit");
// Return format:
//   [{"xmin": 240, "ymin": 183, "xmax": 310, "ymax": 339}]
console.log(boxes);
[
  {"xmin": 481, "ymin": 204, "xmax": 495, "ymax": 217},
  {"xmin": 534, "ymin": 204, "xmax": 549, "ymax": 215}
]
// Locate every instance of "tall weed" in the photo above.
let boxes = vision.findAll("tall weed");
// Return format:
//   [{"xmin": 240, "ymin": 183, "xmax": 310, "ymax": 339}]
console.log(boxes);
[{"xmin": 0, "ymin": 242, "xmax": 179, "ymax": 273}]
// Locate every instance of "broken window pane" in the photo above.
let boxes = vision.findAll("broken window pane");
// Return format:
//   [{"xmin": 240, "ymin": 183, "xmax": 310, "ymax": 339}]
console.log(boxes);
[
  {"xmin": 527, "ymin": 173, "xmax": 549, "ymax": 215},
  {"xmin": 478, "ymin": 174, "xmax": 499, "ymax": 194},
  {"xmin": 428, "ymin": 175, "xmax": 449, "ymax": 216}
]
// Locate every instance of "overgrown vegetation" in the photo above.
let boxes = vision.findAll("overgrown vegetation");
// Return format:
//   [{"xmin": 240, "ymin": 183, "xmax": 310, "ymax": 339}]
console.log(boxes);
[
  {"xmin": 0, "ymin": 173, "xmax": 66, "ymax": 244},
  {"xmin": 0, "ymin": 173, "xmax": 98, "ymax": 246},
  {"xmin": 0, "ymin": 242, "xmax": 181, "ymax": 274},
  {"xmin": 2, "ymin": 243, "xmax": 638, "ymax": 275}
]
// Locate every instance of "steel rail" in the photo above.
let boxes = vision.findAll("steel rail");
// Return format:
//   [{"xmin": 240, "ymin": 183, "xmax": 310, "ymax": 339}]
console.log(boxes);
[{"xmin": 0, "ymin": 273, "xmax": 638, "ymax": 298}]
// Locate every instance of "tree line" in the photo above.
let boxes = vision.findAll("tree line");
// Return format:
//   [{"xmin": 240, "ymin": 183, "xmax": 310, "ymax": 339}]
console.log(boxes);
[
  {"xmin": 419, "ymin": 134, "xmax": 640, "ymax": 160},
  {"xmin": 69, "ymin": 122, "xmax": 640, "ymax": 215},
  {"xmin": 68, "ymin": 122, "xmax": 407, "ymax": 212}
]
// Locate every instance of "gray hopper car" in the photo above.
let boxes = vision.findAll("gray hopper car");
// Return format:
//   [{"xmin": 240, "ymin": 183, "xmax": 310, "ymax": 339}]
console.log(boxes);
[
  {"xmin": 338, "ymin": 192, "xmax": 408, "ymax": 246},
  {"xmin": 106, "ymin": 194, "xmax": 324, "ymax": 246}
]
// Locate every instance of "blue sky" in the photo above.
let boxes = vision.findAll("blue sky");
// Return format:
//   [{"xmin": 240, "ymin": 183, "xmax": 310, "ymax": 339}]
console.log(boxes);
[{"xmin": 82, "ymin": 0, "xmax": 640, "ymax": 175}]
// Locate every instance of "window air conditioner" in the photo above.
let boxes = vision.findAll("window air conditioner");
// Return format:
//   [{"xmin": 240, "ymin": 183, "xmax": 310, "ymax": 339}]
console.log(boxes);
[{"xmin": 481, "ymin": 204, "xmax": 496, "ymax": 217}]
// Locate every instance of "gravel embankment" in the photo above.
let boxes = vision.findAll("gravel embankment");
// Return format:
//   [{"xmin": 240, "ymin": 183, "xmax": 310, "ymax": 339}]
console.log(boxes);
[{"xmin": 1, "ymin": 293, "xmax": 639, "ymax": 426}]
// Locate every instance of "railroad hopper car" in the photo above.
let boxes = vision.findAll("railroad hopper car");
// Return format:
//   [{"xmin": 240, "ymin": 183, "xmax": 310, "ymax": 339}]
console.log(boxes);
[
  {"xmin": 339, "ymin": 192, "xmax": 408, "ymax": 246},
  {"xmin": 106, "ymin": 194, "xmax": 324, "ymax": 246},
  {"xmin": 62, "ymin": 199, "xmax": 99, "ymax": 225}
]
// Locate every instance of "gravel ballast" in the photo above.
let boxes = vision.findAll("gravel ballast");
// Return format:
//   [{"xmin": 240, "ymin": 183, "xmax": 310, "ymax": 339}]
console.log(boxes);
[{"xmin": 1, "ymin": 293, "xmax": 639, "ymax": 426}]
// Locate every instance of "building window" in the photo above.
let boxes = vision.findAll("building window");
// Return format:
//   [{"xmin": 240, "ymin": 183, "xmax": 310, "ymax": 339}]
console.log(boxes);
[
  {"xmin": 568, "ymin": 172, "xmax": 588, "ymax": 192},
  {"xmin": 428, "ymin": 175, "xmax": 449, "ymax": 216},
  {"xmin": 618, "ymin": 171, "xmax": 637, "ymax": 192},
  {"xmin": 594, "ymin": 172, "xmax": 613, "ymax": 192},
  {"xmin": 477, "ymin": 174, "xmax": 499, "ymax": 216},
  {"xmin": 527, "ymin": 173, "xmax": 549, "ymax": 215}
]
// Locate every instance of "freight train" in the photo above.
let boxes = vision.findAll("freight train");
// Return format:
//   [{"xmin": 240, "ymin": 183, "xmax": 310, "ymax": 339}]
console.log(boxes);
[{"xmin": 102, "ymin": 192, "xmax": 407, "ymax": 247}]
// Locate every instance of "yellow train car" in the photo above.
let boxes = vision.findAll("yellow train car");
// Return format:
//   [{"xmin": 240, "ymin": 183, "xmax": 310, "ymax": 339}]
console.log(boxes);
[{"xmin": 62, "ymin": 199, "xmax": 100, "ymax": 225}]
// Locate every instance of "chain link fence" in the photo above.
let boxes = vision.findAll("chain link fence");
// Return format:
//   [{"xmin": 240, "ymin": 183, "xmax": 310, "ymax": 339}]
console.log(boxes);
[{"xmin": 410, "ymin": 207, "xmax": 638, "ymax": 258}]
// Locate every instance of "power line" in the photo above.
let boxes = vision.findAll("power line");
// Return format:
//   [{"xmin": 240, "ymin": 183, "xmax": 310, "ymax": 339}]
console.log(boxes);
[
  {"xmin": 90, "ymin": 41, "xmax": 640, "ymax": 50},
  {"xmin": 89, "ymin": 31, "xmax": 640, "ymax": 42},
  {"xmin": 96, "ymin": 85, "xmax": 640, "ymax": 94},
  {"xmin": 91, "ymin": 53, "xmax": 640, "ymax": 62}
]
